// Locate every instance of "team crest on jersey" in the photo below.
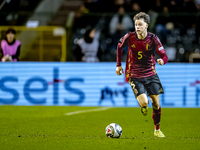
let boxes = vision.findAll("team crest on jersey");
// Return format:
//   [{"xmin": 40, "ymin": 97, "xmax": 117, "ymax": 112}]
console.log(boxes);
[
  {"xmin": 146, "ymin": 43, "xmax": 152, "ymax": 50},
  {"xmin": 131, "ymin": 44, "xmax": 136, "ymax": 48}
]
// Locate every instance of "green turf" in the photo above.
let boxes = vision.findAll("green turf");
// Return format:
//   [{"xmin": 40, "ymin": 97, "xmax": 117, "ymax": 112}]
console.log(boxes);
[{"xmin": 0, "ymin": 106, "xmax": 200, "ymax": 150}]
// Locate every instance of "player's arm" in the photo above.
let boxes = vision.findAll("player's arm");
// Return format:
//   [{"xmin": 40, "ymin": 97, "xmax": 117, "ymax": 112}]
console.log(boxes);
[
  {"xmin": 154, "ymin": 35, "xmax": 168, "ymax": 66},
  {"xmin": 116, "ymin": 33, "xmax": 129, "ymax": 75}
]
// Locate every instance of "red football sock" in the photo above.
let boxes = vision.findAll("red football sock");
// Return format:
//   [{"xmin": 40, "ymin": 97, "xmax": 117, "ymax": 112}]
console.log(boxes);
[{"xmin": 152, "ymin": 107, "xmax": 161, "ymax": 130}]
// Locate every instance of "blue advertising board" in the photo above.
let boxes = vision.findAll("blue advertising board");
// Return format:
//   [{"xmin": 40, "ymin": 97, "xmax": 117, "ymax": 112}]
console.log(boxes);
[{"xmin": 0, "ymin": 62, "xmax": 200, "ymax": 107}]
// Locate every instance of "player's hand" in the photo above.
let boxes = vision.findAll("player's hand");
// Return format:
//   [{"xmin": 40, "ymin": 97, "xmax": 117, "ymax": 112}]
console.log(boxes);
[
  {"xmin": 116, "ymin": 66, "xmax": 124, "ymax": 75},
  {"xmin": 157, "ymin": 58, "xmax": 164, "ymax": 66}
]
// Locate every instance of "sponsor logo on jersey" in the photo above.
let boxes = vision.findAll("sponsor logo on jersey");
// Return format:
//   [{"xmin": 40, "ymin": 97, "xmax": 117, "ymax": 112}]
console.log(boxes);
[
  {"xmin": 131, "ymin": 44, "xmax": 136, "ymax": 48},
  {"xmin": 159, "ymin": 88, "xmax": 163, "ymax": 93}
]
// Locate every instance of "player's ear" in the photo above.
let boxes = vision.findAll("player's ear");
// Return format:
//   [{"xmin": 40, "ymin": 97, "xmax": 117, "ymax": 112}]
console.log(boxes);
[{"xmin": 146, "ymin": 23, "xmax": 148, "ymax": 29}]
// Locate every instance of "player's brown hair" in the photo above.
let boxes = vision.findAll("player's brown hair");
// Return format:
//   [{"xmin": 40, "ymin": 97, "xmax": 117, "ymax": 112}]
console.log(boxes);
[{"xmin": 133, "ymin": 12, "xmax": 150, "ymax": 25}]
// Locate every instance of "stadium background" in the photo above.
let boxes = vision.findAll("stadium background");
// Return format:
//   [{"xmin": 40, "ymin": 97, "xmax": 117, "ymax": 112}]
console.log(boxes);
[
  {"xmin": 0, "ymin": 0, "xmax": 200, "ymax": 107},
  {"xmin": 1, "ymin": 1, "xmax": 200, "ymax": 150}
]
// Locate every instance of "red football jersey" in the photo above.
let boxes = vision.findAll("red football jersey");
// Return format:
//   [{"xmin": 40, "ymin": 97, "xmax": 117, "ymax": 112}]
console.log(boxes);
[{"xmin": 117, "ymin": 32, "xmax": 168, "ymax": 78}]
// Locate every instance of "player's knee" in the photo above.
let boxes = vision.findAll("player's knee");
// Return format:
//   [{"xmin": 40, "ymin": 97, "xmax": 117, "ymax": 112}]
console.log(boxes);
[
  {"xmin": 149, "ymin": 95, "xmax": 160, "ymax": 109},
  {"xmin": 152, "ymin": 103, "xmax": 160, "ymax": 110},
  {"xmin": 140, "ymin": 101, "xmax": 148, "ymax": 108},
  {"xmin": 137, "ymin": 93, "xmax": 148, "ymax": 107}
]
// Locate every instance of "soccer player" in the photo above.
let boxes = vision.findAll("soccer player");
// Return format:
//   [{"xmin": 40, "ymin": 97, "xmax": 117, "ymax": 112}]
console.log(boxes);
[{"xmin": 116, "ymin": 12, "xmax": 168, "ymax": 137}]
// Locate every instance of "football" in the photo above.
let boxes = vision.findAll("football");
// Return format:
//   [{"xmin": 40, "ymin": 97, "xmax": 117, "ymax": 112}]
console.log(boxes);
[{"xmin": 105, "ymin": 123, "xmax": 122, "ymax": 138}]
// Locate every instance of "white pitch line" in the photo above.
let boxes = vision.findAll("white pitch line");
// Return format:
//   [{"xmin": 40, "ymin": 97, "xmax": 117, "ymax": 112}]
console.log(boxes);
[{"xmin": 65, "ymin": 107, "xmax": 111, "ymax": 116}]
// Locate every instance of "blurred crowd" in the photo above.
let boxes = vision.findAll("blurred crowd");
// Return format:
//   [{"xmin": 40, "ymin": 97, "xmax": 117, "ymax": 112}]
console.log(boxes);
[
  {"xmin": 71, "ymin": 0, "xmax": 200, "ymax": 63},
  {"xmin": 1, "ymin": 0, "xmax": 200, "ymax": 62},
  {"xmin": 83, "ymin": 0, "xmax": 200, "ymax": 13},
  {"xmin": 0, "ymin": 0, "xmax": 41, "ymax": 25}
]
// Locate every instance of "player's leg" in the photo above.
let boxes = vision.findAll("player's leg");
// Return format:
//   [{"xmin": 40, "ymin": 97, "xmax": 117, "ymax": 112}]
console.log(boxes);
[
  {"xmin": 129, "ymin": 78, "xmax": 148, "ymax": 116},
  {"xmin": 137, "ymin": 93, "xmax": 148, "ymax": 116},
  {"xmin": 149, "ymin": 94, "xmax": 161, "ymax": 130},
  {"xmin": 146, "ymin": 75, "xmax": 163, "ymax": 129},
  {"xmin": 146, "ymin": 74, "xmax": 165, "ymax": 137},
  {"xmin": 143, "ymin": 74, "xmax": 165, "ymax": 137},
  {"xmin": 149, "ymin": 94, "xmax": 165, "ymax": 137}
]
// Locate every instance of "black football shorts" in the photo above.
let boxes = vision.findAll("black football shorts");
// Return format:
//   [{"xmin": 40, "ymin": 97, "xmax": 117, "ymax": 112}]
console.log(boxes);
[{"xmin": 128, "ymin": 74, "xmax": 164, "ymax": 98}]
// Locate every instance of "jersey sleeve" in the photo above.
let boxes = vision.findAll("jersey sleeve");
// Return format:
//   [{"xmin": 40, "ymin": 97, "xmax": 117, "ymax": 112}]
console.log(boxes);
[
  {"xmin": 116, "ymin": 33, "xmax": 129, "ymax": 67},
  {"xmin": 154, "ymin": 35, "xmax": 168, "ymax": 64}
]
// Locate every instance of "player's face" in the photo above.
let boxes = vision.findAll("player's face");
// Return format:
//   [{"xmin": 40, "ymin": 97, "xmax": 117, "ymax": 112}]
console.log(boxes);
[{"xmin": 135, "ymin": 19, "xmax": 148, "ymax": 35}]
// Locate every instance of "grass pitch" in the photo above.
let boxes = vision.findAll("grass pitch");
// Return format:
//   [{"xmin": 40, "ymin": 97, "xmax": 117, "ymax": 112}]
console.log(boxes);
[{"xmin": 0, "ymin": 106, "xmax": 200, "ymax": 150}]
